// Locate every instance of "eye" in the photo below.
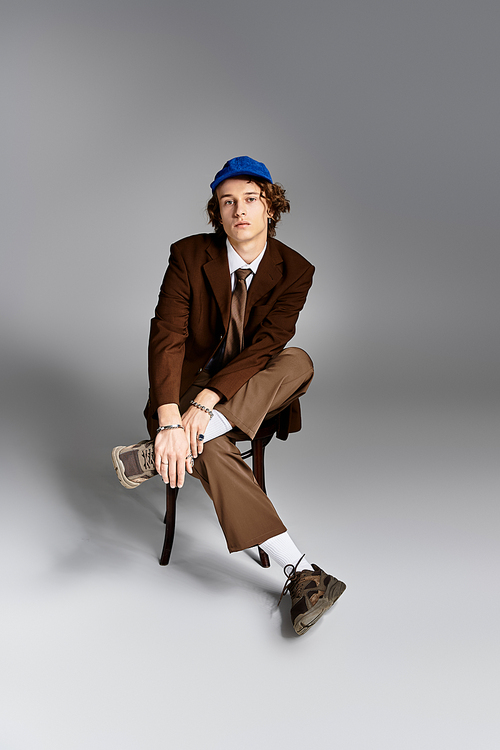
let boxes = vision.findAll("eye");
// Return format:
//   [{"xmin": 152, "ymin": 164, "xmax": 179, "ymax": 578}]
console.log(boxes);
[
  {"xmin": 223, "ymin": 199, "xmax": 234, "ymax": 206},
  {"xmin": 247, "ymin": 196, "xmax": 257, "ymax": 202}
]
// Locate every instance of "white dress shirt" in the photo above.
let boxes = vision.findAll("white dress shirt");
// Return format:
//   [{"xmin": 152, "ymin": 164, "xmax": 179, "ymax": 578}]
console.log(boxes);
[{"xmin": 226, "ymin": 239, "xmax": 267, "ymax": 291}]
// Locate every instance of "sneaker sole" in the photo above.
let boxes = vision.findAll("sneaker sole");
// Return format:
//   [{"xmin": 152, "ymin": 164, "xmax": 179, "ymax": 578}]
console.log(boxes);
[
  {"xmin": 294, "ymin": 578, "xmax": 346, "ymax": 636},
  {"xmin": 111, "ymin": 446, "xmax": 142, "ymax": 489}
]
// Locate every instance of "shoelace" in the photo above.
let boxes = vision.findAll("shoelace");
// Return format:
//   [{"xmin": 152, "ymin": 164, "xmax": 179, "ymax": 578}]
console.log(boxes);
[
  {"xmin": 278, "ymin": 554, "xmax": 305, "ymax": 605},
  {"xmin": 142, "ymin": 442, "xmax": 156, "ymax": 471}
]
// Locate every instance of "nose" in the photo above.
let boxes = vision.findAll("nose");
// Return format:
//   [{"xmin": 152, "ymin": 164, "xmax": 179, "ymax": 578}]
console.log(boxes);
[{"xmin": 234, "ymin": 202, "xmax": 245, "ymax": 217}]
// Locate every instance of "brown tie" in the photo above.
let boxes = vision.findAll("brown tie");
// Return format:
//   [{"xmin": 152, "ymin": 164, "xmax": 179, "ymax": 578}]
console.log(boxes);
[{"xmin": 222, "ymin": 268, "xmax": 253, "ymax": 365}]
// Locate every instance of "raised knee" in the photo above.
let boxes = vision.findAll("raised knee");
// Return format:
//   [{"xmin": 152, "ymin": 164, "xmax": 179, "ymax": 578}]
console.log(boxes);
[{"xmin": 282, "ymin": 347, "xmax": 314, "ymax": 373}]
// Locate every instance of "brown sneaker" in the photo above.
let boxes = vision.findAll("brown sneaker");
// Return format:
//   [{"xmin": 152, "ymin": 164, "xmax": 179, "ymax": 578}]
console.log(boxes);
[
  {"xmin": 111, "ymin": 439, "xmax": 157, "ymax": 489},
  {"xmin": 280, "ymin": 560, "xmax": 346, "ymax": 636}
]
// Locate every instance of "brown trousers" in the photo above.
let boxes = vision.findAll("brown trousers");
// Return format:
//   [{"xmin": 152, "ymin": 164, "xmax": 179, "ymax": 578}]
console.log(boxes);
[{"xmin": 179, "ymin": 348, "xmax": 314, "ymax": 552}]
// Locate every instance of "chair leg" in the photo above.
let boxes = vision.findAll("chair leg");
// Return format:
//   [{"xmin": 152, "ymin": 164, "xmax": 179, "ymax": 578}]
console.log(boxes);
[
  {"xmin": 258, "ymin": 546, "xmax": 271, "ymax": 568},
  {"xmin": 251, "ymin": 437, "xmax": 267, "ymax": 494},
  {"xmin": 252, "ymin": 437, "xmax": 271, "ymax": 568},
  {"xmin": 160, "ymin": 485, "xmax": 179, "ymax": 565}
]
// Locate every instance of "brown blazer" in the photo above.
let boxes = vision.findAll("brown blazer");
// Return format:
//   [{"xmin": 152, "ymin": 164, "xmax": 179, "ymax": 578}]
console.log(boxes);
[{"xmin": 144, "ymin": 233, "xmax": 315, "ymax": 438}]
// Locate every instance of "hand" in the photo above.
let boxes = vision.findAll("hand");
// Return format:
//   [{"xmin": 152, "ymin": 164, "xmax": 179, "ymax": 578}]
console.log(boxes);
[
  {"xmin": 154, "ymin": 426, "xmax": 192, "ymax": 488},
  {"xmin": 182, "ymin": 388, "xmax": 220, "ymax": 458}
]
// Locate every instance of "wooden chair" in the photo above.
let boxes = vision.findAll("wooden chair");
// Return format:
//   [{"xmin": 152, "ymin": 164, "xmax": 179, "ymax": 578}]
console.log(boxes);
[{"xmin": 159, "ymin": 415, "xmax": 286, "ymax": 567}]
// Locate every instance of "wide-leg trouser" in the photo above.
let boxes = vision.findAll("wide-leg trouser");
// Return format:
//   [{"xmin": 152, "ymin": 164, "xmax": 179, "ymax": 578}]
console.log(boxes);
[{"xmin": 179, "ymin": 347, "xmax": 314, "ymax": 552}]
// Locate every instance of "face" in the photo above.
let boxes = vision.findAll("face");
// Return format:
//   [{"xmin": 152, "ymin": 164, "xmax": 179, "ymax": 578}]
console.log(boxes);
[{"xmin": 216, "ymin": 178, "xmax": 271, "ymax": 249}]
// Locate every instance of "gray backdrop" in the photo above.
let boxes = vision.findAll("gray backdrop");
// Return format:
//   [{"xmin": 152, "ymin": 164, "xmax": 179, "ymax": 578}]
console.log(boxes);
[{"xmin": 1, "ymin": 1, "xmax": 499, "ymax": 749}]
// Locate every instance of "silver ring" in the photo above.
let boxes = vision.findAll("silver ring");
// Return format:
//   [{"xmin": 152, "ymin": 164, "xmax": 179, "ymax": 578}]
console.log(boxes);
[{"xmin": 198, "ymin": 434, "xmax": 205, "ymax": 441}]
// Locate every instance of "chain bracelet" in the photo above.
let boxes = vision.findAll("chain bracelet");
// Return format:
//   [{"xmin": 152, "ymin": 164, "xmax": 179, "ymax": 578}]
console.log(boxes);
[
  {"xmin": 190, "ymin": 400, "xmax": 214, "ymax": 419},
  {"xmin": 156, "ymin": 424, "xmax": 185, "ymax": 433}
]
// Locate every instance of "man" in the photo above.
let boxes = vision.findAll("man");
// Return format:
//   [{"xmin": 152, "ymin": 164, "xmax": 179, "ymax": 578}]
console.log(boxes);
[{"xmin": 112, "ymin": 156, "xmax": 346, "ymax": 635}]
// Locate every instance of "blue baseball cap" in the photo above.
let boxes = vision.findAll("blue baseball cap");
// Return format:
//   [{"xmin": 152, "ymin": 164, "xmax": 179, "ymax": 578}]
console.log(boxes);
[{"xmin": 210, "ymin": 156, "xmax": 273, "ymax": 192}]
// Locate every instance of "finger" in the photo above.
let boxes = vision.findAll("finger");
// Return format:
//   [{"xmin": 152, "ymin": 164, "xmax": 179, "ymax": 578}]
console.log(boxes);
[
  {"xmin": 197, "ymin": 433, "xmax": 204, "ymax": 454},
  {"xmin": 168, "ymin": 458, "xmax": 178, "ymax": 488},
  {"xmin": 184, "ymin": 424, "xmax": 196, "ymax": 459},
  {"xmin": 176, "ymin": 460, "xmax": 186, "ymax": 488},
  {"xmin": 159, "ymin": 458, "xmax": 169, "ymax": 485},
  {"xmin": 191, "ymin": 430, "xmax": 199, "ymax": 459},
  {"xmin": 185, "ymin": 453, "xmax": 194, "ymax": 475},
  {"xmin": 167, "ymin": 466, "xmax": 176, "ymax": 487}
]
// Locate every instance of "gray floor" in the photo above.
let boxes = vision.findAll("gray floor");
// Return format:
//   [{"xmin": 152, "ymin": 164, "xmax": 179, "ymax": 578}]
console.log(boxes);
[{"xmin": 1, "ymin": 363, "xmax": 498, "ymax": 750}]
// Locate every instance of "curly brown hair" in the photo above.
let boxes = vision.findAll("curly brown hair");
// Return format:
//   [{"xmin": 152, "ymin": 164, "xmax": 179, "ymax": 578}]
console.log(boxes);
[{"xmin": 206, "ymin": 178, "xmax": 290, "ymax": 239}]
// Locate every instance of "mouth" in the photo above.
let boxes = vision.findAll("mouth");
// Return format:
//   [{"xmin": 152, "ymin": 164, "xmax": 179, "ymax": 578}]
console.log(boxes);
[{"xmin": 234, "ymin": 222, "xmax": 250, "ymax": 228}]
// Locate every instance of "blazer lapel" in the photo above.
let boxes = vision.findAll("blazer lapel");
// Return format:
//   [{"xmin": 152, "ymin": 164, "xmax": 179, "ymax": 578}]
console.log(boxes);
[
  {"xmin": 245, "ymin": 238, "xmax": 283, "ymax": 325},
  {"xmin": 203, "ymin": 238, "xmax": 232, "ymax": 327}
]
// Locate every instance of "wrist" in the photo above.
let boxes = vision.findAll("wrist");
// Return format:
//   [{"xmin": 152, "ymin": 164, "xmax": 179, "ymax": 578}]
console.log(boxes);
[
  {"xmin": 196, "ymin": 388, "xmax": 221, "ymax": 409},
  {"xmin": 157, "ymin": 403, "xmax": 182, "ymax": 426},
  {"xmin": 157, "ymin": 424, "xmax": 184, "ymax": 434},
  {"xmin": 190, "ymin": 400, "xmax": 214, "ymax": 419}
]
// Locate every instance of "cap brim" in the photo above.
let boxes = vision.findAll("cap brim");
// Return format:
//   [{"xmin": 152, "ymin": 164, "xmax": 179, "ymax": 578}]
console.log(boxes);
[{"xmin": 211, "ymin": 172, "xmax": 272, "ymax": 192}]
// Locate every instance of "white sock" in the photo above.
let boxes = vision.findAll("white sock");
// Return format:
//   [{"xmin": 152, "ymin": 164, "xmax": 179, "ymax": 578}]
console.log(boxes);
[
  {"xmin": 202, "ymin": 410, "xmax": 233, "ymax": 442},
  {"xmin": 259, "ymin": 532, "xmax": 312, "ymax": 572}
]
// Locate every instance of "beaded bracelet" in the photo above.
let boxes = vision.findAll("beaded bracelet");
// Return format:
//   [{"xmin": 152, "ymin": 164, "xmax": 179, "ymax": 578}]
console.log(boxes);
[
  {"xmin": 156, "ymin": 424, "xmax": 185, "ymax": 433},
  {"xmin": 190, "ymin": 400, "xmax": 214, "ymax": 419}
]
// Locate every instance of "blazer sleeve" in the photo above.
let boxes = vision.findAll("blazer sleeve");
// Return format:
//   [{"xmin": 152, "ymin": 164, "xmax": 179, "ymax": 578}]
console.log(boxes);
[
  {"xmin": 207, "ymin": 263, "xmax": 315, "ymax": 401},
  {"xmin": 148, "ymin": 243, "xmax": 191, "ymax": 410}
]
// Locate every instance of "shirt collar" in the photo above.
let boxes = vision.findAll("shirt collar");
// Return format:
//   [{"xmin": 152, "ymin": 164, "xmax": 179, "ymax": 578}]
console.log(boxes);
[{"xmin": 226, "ymin": 238, "xmax": 267, "ymax": 276}]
